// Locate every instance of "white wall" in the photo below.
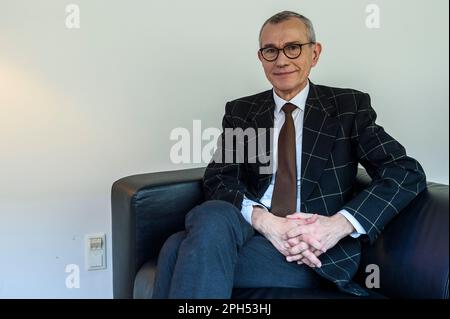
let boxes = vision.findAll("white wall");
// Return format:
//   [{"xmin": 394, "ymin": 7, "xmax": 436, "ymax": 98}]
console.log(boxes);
[{"xmin": 0, "ymin": 0, "xmax": 448, "ymax": 298}]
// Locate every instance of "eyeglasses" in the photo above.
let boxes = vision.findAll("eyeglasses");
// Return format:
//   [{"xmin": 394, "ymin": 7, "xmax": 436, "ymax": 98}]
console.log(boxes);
[{"xmin": 259, "ymin": 42, "xmax": 315, "ymax": 62}]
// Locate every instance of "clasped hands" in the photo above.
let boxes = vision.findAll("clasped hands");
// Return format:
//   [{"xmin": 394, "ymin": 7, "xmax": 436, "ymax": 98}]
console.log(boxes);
[{"xmin": 252, "ymin": 207, "xmax": 355, "ymax": 268}]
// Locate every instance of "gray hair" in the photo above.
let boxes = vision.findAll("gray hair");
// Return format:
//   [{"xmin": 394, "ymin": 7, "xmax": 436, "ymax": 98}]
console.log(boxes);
[{"xmin": 259, "ymin": 11, "xmax": 316, "ymax": 47}]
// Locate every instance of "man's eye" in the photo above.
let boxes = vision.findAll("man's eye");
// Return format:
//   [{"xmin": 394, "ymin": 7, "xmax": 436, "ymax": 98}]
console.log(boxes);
[
  {"xmin": 264, "ymin": 48, "xmax": 277, "ymax": 54},
  {"xmin": 285, "ymin": 45, "xmax": 300, "ymax": 52}
]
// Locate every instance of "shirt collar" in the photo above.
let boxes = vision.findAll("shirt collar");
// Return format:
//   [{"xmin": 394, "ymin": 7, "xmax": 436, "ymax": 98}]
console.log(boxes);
[{"xmin": 273, "ymin": 80, "xmax": 310, "ymax": 114}]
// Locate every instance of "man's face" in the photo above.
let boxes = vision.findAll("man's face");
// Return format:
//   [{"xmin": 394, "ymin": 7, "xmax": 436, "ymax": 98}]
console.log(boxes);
[{"xmin": 258, "ymin": 18, "xmax": 322, "ymax": 100}]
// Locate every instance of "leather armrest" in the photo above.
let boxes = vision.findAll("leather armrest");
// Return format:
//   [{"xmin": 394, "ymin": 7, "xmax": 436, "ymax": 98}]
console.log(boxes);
[
  {"xmin": 355, "ymin": 182, "xmax": 449, "ymax": 298},
  {"xmin": 111, "ymin": 167, "xmax": 205, "ymax": 298}
]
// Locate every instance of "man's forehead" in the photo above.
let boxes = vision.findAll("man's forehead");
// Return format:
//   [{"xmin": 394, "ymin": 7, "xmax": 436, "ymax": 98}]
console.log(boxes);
[{"xmin": 260, "ymin": 19, "xmax": 308, "ymax": 46}]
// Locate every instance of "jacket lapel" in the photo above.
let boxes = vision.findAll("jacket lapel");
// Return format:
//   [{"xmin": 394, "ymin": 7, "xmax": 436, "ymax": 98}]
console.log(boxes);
[
  {"xmin": 250, "ymin": 91, "xmax": 275, "ymax": 129},
  {"xmin": 300, "ymin": 83, "xmax": 339, "ymax": 207},
  {"xmin": 249, "ymin": 91, "xmax": 275, "ymax": 196}
]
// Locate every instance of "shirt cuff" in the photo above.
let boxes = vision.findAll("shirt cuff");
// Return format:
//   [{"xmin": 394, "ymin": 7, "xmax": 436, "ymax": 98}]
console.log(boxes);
[
  {"xmin": 337, "ymin": 209, "xmax": 367, "ymax": 238},
  {"xmin": 241, "ymin": 196, "xmax": 267, "ymax": 225}
]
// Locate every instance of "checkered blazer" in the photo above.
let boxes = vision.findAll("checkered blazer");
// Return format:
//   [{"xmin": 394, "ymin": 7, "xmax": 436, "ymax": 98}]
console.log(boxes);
[{"xmin": 202, "ymin": 81, "xmax": 427, "ymax": 295}]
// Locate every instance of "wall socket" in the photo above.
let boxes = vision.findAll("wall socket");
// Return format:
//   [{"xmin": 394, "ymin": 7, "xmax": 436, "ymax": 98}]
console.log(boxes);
[{"xmin": 85, "ymin": 233, "xmax": 106, "ymax": 271}]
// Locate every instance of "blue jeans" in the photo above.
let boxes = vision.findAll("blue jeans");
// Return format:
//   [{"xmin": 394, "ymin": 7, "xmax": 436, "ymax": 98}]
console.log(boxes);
[{"xmin": 152, "ymin": 200, "xmax": 323, "ymax": 298}]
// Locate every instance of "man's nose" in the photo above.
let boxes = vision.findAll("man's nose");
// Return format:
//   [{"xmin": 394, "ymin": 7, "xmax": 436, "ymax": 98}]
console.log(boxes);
[{"xmin": 275, "ymin": 51, "xmax": 290, "ymax": 67}]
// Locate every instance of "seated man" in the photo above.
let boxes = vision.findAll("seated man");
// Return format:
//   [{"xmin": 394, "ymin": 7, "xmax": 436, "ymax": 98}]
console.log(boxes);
[{"xmin": 152, "ymin": 10, "xmax": 426, "ymax": 298}]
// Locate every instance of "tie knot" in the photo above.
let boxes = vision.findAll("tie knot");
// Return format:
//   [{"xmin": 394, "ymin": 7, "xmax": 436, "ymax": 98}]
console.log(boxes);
[{"xmin": 282, "ymin": 103, "xmax": 297, "ymax": 115}]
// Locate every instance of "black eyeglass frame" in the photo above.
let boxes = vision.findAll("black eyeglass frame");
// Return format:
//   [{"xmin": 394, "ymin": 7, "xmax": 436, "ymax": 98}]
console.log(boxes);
[{"xmin": 259, "ymin": 42, "xmax": 316, "ymax": 62}]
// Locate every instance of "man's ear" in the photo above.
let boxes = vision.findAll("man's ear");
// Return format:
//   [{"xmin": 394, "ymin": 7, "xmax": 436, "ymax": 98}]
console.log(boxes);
[
  {"xmin": 311, "ymin": 42, "xmax": 322, "ymax": 67},
  {"xmin": 257, "ymin": 50, "xmax": 263, "ymax": 62}
]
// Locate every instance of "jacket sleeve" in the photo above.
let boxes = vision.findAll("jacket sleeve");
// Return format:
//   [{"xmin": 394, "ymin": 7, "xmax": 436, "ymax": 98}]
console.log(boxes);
[
  {"xmin": 202, "ymin": 102, "xmax": 249, "ymax": 211},
  {"xmin": 342, "ymin": 93, "xmax": 427, "ymax": 244}
]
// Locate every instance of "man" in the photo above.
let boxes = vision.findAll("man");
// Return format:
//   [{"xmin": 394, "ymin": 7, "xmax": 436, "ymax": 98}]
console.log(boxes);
[{"xmin": 152, "ymin": 11, "xmax": 426, "ymax": 298}]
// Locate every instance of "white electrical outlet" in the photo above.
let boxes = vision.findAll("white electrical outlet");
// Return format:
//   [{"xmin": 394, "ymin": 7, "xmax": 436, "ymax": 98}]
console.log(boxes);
[{"xmin": 85, "ymin": 233, "xmax": 106, "ymax": 271}]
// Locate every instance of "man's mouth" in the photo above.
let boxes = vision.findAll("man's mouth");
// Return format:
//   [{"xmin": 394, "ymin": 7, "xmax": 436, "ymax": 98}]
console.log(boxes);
[{"xmin": 273, "ymin": 70, "xmax": 297, "ymax": 76}]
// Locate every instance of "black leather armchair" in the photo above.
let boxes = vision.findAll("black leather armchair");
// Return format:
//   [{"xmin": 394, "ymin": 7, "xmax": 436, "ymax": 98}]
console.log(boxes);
[{"xmin": 111, "ymin": 167, "xmax": 449, "ymax": 299}]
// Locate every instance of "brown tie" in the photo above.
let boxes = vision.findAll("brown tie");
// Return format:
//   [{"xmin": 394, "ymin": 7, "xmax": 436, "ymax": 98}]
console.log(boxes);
[{"xmin": 271, "ymin": 103, "xmax": 297, "ymax": 217}]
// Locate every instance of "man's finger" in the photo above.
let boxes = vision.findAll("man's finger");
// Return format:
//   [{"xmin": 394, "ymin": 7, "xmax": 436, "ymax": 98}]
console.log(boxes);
[
  {"xmin": 286, "ymin": 212, "xmax": 315, "ymax": 219},
  {"xmin": 309, "ymin": 248, "xmax": 324, "ymax": 258},
  {"xmin": 286, "ymin": 237, "xmax": 300, "ymax": 247},
  {"xmin": 301, "ymin": 257, "xmax": 314, "ymax": 268},
  {"xmin": 288, "ymin": 241, "xmax": 309, "ymax": 255},
  {"xmin": 287, "ymin": 214, "xmax": 318, "ymax": 225},
  {"xmin": 284, "ymin": 225, "xmax": 308, "ymax": 239},
  {"xmin": 286, "ymin": 253, "xmax": 304, "ymax": 262},
  {"xmin": 302, "ymin": 249, "xmax": 322, "ymax": 267},
  {"xmin": 300, "ymin": 234, "xmax": 324, "ymax": 252},
  {"xmin": 314, "ymin": 249, "xmax": 323, "ymax": 257}
]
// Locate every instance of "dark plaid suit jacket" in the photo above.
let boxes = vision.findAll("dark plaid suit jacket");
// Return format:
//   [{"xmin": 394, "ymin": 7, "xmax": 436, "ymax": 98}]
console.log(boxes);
[{"xmin": 202, "ymin": 81, "xmax": 427, "ymax": 295}]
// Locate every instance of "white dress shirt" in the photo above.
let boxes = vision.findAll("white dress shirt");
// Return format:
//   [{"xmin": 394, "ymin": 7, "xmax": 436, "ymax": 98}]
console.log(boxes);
[{"xmin": 240, "ymin": 81, "xmax": 366, "ymax": 238}]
